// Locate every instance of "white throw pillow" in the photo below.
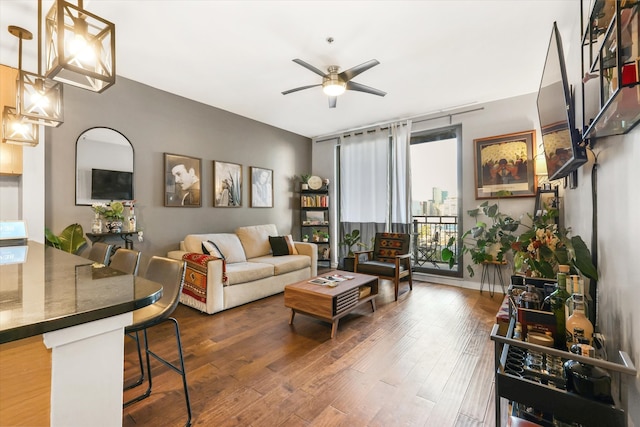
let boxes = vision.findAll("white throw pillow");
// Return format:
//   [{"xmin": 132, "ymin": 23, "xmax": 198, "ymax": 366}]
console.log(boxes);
[{"xmin": 207, "ymin": 234, "xmax": 247, "ymax": 264}]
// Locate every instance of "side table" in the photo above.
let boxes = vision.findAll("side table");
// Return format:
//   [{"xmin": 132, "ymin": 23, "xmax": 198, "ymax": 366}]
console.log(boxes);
[
  {"xmin": 86, "ymin": 231, "xmax": 140, "ymax": 250},
  {"xmin": 480, "ymin": 260, "xmax": 506, "ymax": 297}
]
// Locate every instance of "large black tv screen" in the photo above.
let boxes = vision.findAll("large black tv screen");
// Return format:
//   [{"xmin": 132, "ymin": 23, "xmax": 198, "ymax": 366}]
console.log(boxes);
[
  {"xmin": 91, "ymin": 168, "xmax": 133, "ymax": 200},
  {"xmin": 537, "ymin": 22, "xmax": 587, "ymax": 181}
]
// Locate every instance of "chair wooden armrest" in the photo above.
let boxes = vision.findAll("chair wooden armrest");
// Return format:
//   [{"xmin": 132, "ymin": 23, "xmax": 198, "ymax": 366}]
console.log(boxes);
[{"xmin": 353, "ymin": 250, "xmax": 373, "ymax": 271}]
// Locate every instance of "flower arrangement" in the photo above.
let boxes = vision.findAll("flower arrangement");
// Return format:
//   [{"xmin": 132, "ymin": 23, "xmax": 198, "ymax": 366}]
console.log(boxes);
[
  {"xmin": 511, "ymin": 209, "xmax": 598, "ymax": 280},
  {"xmin": 91, "ymin": 201, "xmax": 125, "ymax": 220}
]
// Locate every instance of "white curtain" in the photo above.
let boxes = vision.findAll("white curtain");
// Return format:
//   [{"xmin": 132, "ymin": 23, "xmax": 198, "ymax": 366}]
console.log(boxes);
[
  {"xmin": 390, "ymin": 121, "xmax": 412, "ymax": 230},
  {"xmin": 339, "ymin": 120, "xmax": 413, "ymax": 257},
  {"xmin": 340, "ymin": 130, "xmax": 389, "ymax": 224}
]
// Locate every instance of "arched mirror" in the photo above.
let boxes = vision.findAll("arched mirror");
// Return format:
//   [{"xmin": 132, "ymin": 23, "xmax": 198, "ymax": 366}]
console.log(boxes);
[{"xmin": 75, "ymin": 127, "xmax": 134, "ymax": 205}]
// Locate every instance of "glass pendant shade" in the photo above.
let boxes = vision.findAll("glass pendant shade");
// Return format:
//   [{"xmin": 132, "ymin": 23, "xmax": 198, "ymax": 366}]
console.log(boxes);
[
  {"xmin": 2, "ymin": 106, "xmax": 40, "ymax": 146},
  {"xmin": 45, "ymin": 0, "xmax": 116, "ymax": 93},
  {"xmin": 323, "ymin": 82, "xmax": 346, "ymax": 97},
  {"xmin": 18, "ymin": 70, "xmax": 64, "ymax": 127}
]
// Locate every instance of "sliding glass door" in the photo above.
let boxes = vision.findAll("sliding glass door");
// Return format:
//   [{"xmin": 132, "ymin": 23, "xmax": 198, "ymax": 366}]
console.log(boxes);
[{"xmin": 410, "ymin": 125, "xmax": 462, "ymax": 277}]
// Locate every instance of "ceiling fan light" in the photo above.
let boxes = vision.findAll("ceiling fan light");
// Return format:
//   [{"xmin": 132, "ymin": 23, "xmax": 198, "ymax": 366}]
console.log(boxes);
[
  {"xmin": 323, "ymin": 81, "xmax": 346, "ymax": 97},
  {"xmin": 45, "ymin": 0, "xmax": 116, "ymax": 93},
  {"xmin": 2, "ymin": 107, "xmax": 40, "ymax": 146}
]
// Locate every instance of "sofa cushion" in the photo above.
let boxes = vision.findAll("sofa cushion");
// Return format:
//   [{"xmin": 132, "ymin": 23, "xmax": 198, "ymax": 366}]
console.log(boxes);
[
  {"xmin": 202, "ymin": 240, "xmax": 225, "ymax": 259},
  {"xmin": 235, "ymin": 224, "xmax": 278, "ymax": 259},
  {"xmin": 184, "ymin": 233, "xmax": 246, "ymax": 263},
  {"xmin": 250, "ymin": 254, "xmax": 310, "ymax": 275},
  {"xmin": 269, "ymin": 235, "xmax": 299, "ymax": 256},
  {"xmin": 225, "ymin": 261, "xmax": 274, "ymax": 285}
]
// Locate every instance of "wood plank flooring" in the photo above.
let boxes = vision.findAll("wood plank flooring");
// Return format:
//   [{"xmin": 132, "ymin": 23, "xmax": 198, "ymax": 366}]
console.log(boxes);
[{"xmin": 122, "ymin": 278, "xmax": 506, "ymax": 427}]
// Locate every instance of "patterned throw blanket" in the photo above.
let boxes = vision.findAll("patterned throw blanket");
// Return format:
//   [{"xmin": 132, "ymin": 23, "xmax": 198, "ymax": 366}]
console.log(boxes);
[{"xmin": 182, "ymin": 253, "xmax": 227, "ymax": 303}]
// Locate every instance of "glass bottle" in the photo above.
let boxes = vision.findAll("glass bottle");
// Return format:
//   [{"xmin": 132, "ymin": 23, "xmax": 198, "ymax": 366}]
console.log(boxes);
[
  {"xmin": 547, "ymin": 265, "xmax": 571, "ymax": 349},
  {"xmin": 565, "ymin": 274, "xmax": 589, "ymax": 320},
  {"xmin": 566, "ymin": 299, "xmax": 593, "ymax": 350}
]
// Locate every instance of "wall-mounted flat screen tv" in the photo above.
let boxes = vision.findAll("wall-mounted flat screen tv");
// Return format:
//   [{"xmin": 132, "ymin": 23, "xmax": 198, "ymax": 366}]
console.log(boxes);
[
  {"xmin": 537, "ymin": 22, "xmax": 587, "ymax": 181},
  {"xmin": 91, "ymin": 168, "xmax": 133, "ymax": 201}
]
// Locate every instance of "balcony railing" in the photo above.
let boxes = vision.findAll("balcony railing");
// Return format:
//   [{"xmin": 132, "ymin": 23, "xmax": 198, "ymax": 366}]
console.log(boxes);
[{"xmin": 411, "ymin": 215, "xmax": 459, "ymax": 270}]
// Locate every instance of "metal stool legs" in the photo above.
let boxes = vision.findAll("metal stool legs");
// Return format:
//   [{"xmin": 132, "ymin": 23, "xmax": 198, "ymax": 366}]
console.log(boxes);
[{"xmin": 124, "ymin": 318, "xmax": 192, "ymax": 427}]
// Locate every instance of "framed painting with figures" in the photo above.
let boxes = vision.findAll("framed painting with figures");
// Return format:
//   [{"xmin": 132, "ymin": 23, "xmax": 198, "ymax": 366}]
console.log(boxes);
[{"xmin": 473, "ymin": 130, "xmax": 537, "ymax": 199}]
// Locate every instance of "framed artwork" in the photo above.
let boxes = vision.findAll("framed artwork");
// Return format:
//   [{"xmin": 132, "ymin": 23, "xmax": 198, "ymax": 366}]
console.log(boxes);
[
  {"xmin": 213, "ymin": 161, "xmax": 242, "ymax": 207},
  {"xmin": 250, "ymin": 166, "xmax": 273, "ymax": 208},
  {"xmin": 473, "ymin": 130, "xmax": 537, "ymax": 199},
  {"xmin": 164, "ymin": 153, "xmax": 201, "ymax": 207},
  {"xmin": 534, "ymin": 186, "xmax": 559, "ymax": 224}
]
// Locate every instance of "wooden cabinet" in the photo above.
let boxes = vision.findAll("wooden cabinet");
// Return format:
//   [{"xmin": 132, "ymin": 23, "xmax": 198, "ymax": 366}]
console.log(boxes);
[{"xmin": 1, "ymin": 65, "xmax": 23, "ymax": 175}]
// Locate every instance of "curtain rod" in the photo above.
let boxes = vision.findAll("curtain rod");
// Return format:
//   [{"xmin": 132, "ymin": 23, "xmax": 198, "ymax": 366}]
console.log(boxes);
[{"xmin": 313, "ymin": 105, "xmax": 484, "ymax": 143}]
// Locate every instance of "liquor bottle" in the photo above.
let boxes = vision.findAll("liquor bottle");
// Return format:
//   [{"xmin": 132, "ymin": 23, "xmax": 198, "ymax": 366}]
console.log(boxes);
[
  {"xmin": 547, "ymin": 265, "xmax": 571, "ymax": 349},
  {"xmin": 566, "ymin": 299, "xmax": 593, "ymax": 350},
  {"xmin": 565, "ymin": 274, "xmax": 589, "ymax": 320}
]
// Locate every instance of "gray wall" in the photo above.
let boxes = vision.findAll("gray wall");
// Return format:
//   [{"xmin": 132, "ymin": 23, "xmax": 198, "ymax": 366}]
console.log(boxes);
[{"xmin": 46, "ymin": 77, "xmax": 311, "ymax": 273}]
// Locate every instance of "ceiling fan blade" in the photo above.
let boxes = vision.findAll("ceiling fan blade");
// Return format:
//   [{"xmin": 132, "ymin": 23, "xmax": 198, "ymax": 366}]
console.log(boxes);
[
  {"xmin": 346, "ymin": 81, "xmax": 387, "ymax": 97},
  {"xmin": 338, "ymin": 59, "xmax": 380, "ymax": 82},
  {"xmin": 292, "ymin": 59, "xmax": 326, "ymax": 77},
  {"xmin": 328, "ymin": 96, "xmax": 337, "ymax": 108},
  {"xmin": 281, "ymin": 84, "xmax": 322, "ymax": 95}
]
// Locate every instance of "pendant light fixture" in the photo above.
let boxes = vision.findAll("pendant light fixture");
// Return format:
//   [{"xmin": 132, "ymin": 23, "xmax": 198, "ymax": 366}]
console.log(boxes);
[
  {"xmin": 45, "ymin": 0, "xmax": 116, "ymax": 93},
  {"xmin": 2, "ymin": 106, "xmax": 39, "ymax": 146},
  {"xmin": 16, "ymin": 1, "xmax": 64, "ymax": 128}
]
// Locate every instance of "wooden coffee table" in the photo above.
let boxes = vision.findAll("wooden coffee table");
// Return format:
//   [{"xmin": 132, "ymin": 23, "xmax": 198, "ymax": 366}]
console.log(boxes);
[{"xmin": 284, "ymin": 270, "xmax": 378, "ymax": 338}]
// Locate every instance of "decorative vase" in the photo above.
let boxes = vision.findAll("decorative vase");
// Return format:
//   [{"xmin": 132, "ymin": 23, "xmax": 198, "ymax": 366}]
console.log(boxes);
[
  {"xmin": 107, "ymin": 220, "xmax": 123, "ymax": 233},
  {"xmin": 91, "ymin": 213, "xmax": 103, "ymax": 234}
]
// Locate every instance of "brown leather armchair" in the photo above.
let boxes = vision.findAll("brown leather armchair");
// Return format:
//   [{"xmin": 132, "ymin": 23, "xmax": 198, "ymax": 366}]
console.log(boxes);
[{"xmin": 354, "ymin": 232, "xmax": 413, "ymax": 301}]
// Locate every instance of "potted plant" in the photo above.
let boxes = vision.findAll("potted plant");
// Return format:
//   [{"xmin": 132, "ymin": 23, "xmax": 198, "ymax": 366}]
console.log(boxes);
[
  {"xmin": 339, "ymin": 229, "xmax": 367, "ymax": 272},
  {"xmin": 302, "ymin": 234, "xmax": 309, "ymax": 242},
  {"xmin": 45, "ymin": 223, "xmax": 87, "ymax": 254},
  {"xmin": 300, "ymin": 174, "xmax": 311, "ymax": 190},
  {"xmin": 103, "ymin": 201, "xmax": 125, "ymax": 233},
  {"xmin": 511, "ymin": 208, "xmax": 598, "ymax": 281},
  {"xmin": 312, "ymin": 228, "xmax": 321, "ymax": 242},
  {"xmin": 320, "ymin": 231, "xmax": 329, "ymax": 242},
  {"xmin": 441, "ymin": 201, "xmax": 521, "ymax": 277}
]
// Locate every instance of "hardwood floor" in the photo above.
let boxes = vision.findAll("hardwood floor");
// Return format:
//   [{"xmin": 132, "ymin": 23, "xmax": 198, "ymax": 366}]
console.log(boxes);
[{"xmin": 122, "ymin": 278, "xmax": 506, "ymax": 426}]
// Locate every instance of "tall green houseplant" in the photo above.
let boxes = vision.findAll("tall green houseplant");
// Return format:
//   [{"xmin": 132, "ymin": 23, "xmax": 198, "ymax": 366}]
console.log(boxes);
[
  {"xmin": 45, "ymin": 223, "xmax": 87, "ymax": 254},
  {"xmin": 441, "ymin": 201, "xmax": 520, "ymax": 277}
]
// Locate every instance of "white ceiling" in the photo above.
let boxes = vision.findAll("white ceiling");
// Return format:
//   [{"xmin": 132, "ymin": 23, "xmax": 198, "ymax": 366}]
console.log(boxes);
[{"xmin": 0, "ymin": 1, "xmax": 580, "ymax": 139}]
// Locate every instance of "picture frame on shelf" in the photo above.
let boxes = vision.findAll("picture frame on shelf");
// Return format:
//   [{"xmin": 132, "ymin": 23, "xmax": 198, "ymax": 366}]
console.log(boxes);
[
  {"xmin": 533, "ymin": 186, "xmax": 559, "ymax": 222},
  {"xmin": 213, "ymin": 161, "xmax": 242, "ymax": 207},
  {"xmin": 164, "ymin": 153, "xmax": 202, "ymax": 207},
  {"xmin": 473, "ymin": 130, "xmax": 537, "ymax": 199},
  {"xmin": 250, "ymin": 166, "xmax": 273, "ymax": 208},
  {"xmin": 302, "ymin": 211, "xmax": 327, "ymax": 226}
]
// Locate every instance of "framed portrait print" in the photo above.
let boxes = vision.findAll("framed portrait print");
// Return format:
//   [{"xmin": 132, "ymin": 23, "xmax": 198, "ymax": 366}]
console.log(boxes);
[
  {"xmin": 534, "ymin": 186, "xmax": 559, "ymax": 224},
  {"xmin": 473, "ymin": 130, "xmax": 536, "ymax": 199},
  {"xmin": 164, "ymin": 153, "xmax": 202, "ymax": 207},
  {"xmin": 213, "ymin": 161, "xmax": 242, "ymax": 207},
  {"xmin": 250, "ymin": 166, "xmax": 273, "ymax": 208}
]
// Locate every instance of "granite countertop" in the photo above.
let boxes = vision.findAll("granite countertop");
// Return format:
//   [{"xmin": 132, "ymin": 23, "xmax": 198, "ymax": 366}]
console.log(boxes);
[{"xmin": 0, "ymin": 241, "xmax": 162, "ymax": 343}]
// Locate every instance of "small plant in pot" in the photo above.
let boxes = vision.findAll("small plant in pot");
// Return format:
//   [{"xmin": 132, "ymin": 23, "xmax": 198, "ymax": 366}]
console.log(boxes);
[
  {"xmin": 299, "ymin": 174, "xmax": 311, "ymax": 190},
  {"xmin": 441, "ymin": 201, "xmax": 521, "ymax": 277},
  {"xmin": 339, "ymin": 229, "xmax": 366, "ymax": 272},
  {"xmin": 302, "ymin": 234, "xmax": 309, "ymax": 242},
  {"xmin": 320, "ymin": 231, "xmax": 329, "ymax": 242}
]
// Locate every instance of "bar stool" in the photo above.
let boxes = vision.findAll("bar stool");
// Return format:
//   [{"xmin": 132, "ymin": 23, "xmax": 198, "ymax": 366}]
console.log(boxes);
[
  {"xmin": 108, "ymin": 248, "xmax": 141, "ymax": 275},
  {"xmin": 87, "ymin": 242, "xmax": 113, "ymax": 265},
  {"xmin": 123, "ymin": 256, "xmax": 192, "ymax": 427}
]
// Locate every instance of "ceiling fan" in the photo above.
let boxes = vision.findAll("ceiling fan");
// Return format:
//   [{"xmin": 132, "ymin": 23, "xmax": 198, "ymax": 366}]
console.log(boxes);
[{"xmin": 282, "ymin": 58, "xmax": 386, "ymax": 108}]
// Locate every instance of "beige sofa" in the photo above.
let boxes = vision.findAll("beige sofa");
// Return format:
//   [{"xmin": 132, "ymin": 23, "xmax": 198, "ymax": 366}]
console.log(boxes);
[{"xmin": 168, "ymin": 224, "xmax": 317, "ymax": 314}]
